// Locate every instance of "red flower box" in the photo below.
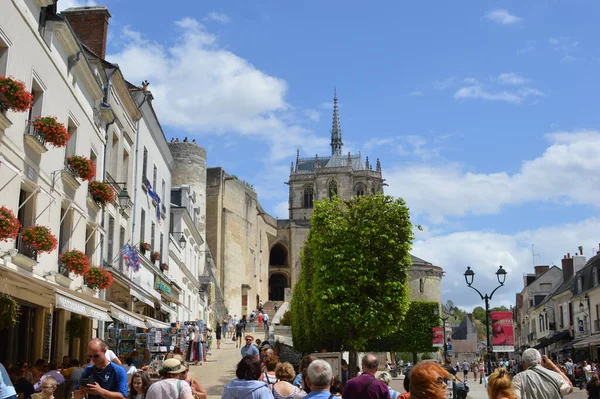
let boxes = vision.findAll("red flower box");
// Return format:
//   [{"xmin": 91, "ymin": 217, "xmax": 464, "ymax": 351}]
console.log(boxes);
[
  {"xmin": 0, "ymin": 76, "xmax": 33, "ymax": 112},
  {"xmin": 0, "ymin": 206, "xmax": 20, "ymax": 242},
  {"xmin": 59, "ymin": 250, "xmax": 91, "ymax": 275},
  {"xmin": 30, "ymin": 116, "xmax": 70, "ymax": 148},
  {"xmin": 152, "ymin": 251, "xmax": 161, "ymax": 261},
  {"xmin": 88, "ymin": 181, "xmax": 116, "ymax": 205},
  {"xmin": 85, "ymin": 266, "xmax": 113, "ymax": 290},
  {"xmin": 66, "ymin": 156, "xmax": 96, "ymax": 181},
  {"xmin": 21, "ymin": 225, "xmax": 57, "ymax": 254}
]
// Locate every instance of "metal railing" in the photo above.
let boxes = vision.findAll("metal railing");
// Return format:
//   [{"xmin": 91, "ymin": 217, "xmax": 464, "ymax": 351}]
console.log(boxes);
[
  {"xmin": 17, "ymin": 238, "xmax": 37, "ymax": 261},
  {"xmin": 25, "ymin": 122, "xmax": 47, "ymax": 146}
]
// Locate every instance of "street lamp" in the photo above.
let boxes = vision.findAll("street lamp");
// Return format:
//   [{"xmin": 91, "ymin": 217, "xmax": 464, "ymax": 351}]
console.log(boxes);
[{"xmin": 463, "ymin": 265, "xmax": 507, "ymax": 376}]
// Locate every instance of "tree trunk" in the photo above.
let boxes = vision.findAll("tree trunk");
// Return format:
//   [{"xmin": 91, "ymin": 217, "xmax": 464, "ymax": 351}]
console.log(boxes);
[
  {"xmin": 349, "ymin": 349, "xmax": 359, "ymax": 378},
  {"xmin": 412, "ymin": 352, "xmax": 418, "ymax": 364}
]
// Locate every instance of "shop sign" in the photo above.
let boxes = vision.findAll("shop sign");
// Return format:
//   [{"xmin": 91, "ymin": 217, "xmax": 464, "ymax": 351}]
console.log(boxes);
[
  {"xmin": 55, "ymin": 293, "xmax": 112, "ymax": 321},
  {"xmin": 432, "ymin": 327, "xmax": 444, "ymax": 348},
  {"xmin": 156, "ymin": 280, "xmax": 172, "ymax": 295},
  {"xmin": 491, "ymin": 311, "xmax": 515, "ymax": 352}
]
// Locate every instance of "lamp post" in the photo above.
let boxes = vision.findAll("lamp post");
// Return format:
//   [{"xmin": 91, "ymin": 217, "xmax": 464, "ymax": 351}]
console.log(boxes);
[
  {"xmin": 463, "ymin": 265, "xmax": 507, "ymax": 376},
  {"xmin": 434, "ymin": 306, "xmax": 454, "ymax": 361}
]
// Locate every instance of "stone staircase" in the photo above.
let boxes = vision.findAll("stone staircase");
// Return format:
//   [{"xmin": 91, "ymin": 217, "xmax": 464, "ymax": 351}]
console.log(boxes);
[{"xmin": 262, "ymin": 300, "xmax": 279, "ymax": 320}]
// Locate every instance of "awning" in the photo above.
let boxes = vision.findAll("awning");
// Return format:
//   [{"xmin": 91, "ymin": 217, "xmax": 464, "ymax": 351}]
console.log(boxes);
[
  {"xmin": 55, "ymin": 290, "xmax": 112, "ymax": 322},
  {"xmin": 145, "ymin": 317, "xmax": 171, "ymax": 329},
  {"xmin": 573, "ymin": 335, "xmax": 600, "ymax": 349},
  {"xmin": 160, "ymin": 303, "xmax": 178, "ymax": 318},
  {"xmin": 534, "ymin": 331, "xmax": 570, "ymax": 349},
  {"xmin": 109, "ymin": 304, "xmax": 147, "ymax": 329},
  {"xmin": 0, "ymin": 266, "xmax": 54, "ymax": 308},
  {"xmin": 130, "ymin": 288, "xmax": 155, "ymax": 307}
]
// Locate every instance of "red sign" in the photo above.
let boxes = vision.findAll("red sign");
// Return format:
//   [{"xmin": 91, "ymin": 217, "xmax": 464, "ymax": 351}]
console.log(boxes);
[
  {"xmin": 432, "ymin": 327, "xmax": 444, "ymax": 348},
  {"xmin": 491, "ymin": 311, "xmax": 514, "ymax": 352}
]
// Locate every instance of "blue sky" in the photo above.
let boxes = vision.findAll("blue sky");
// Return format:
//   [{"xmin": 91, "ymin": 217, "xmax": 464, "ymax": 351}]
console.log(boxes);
[{"xmin": 60, "ymin": 0, "xmax": 600, "ymax": 310}]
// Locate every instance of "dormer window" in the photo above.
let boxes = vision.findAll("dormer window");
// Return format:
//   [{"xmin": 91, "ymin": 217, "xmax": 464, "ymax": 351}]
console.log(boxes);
[
  {"xmin": 577, "ymin": 276, "xmax": 583, "ymax": 293},
  {"xmin": 594, "ymin": 269, "xmax": 599, "ymax": 288}
]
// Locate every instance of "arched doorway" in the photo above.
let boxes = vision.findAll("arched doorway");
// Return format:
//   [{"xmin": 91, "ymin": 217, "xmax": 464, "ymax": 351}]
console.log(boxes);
[
  {"xmin": 269, "ymin": 243, "xmax": 288, "ymax": 266},
  {"xmin": 269, "ymin": 273, "xmax": 288, "ymax": 301}
]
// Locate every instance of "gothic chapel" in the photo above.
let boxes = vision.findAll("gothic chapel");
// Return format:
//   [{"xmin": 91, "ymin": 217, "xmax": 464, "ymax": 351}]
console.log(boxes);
[{"xmin": 271, "ymin": 93, "xmax": 443, "ymax": 304}]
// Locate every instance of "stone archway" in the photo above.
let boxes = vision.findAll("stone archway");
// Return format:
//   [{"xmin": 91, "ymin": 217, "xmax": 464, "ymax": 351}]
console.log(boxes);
[{"xmin": 268, "ymin": 273, "xmax": 288, "ymax": 301}]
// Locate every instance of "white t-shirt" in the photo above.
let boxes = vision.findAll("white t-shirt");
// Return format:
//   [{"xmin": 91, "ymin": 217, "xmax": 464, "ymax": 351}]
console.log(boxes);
[
  {"xmin": 512, "ymin": 366, "xmax": 571, "ymax": 399},
  {"xmin": 263, "ymin": 314, "xmax": 269, "ymax": 321},
  {"xmin": 106, "ymin": 349, "xmax": 118, "ymax": 362},
  {"xmin": 123, "ymin": 364, "xmax": 138, "ymax": 374},
  {"xmin": 146, "ymin": 378, "xmax": 192, "ymax": 399}
]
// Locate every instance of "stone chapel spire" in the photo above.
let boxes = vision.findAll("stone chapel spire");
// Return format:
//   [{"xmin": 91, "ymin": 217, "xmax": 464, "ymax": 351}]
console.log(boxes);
[{"xmin": 330, "ymin": 89, "xmax": 343, "ymax": 156}]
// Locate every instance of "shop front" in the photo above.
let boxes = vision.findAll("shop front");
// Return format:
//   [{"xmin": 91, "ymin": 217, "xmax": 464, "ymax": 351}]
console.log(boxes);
[
  {"xmin": 0, "ymin": 267, "xmax": 55, "ymax": 365},
  {"xmin": 155, "ymin": 275, "xmax": 180, "ymax": 323},
  {"xmin": 107, "ymin": 303, "xmax": 149, "ymax": 365}
]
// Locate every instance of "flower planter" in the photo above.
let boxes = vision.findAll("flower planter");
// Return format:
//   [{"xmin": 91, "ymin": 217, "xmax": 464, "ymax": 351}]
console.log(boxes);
[
  {"xmin": 0, "ymin": 112, "xmax": 11, "ymax": 132},
  {"xmin": 52, "ymin": 270, "xmax": 73, "ymax": 289},
  {"xmin": 84, "ymin": 266, "xmax": 113, "ymax": 290},
  {"xmin": 66, "ymin": 156, "xmax": 96, "ymax": 181},
  {"xmin": 30, "ymin": 116, "xmax": 69, "ymax": 148},
  {"xmin": 88, "ymin": 181, "xmax": 115, "ymax": 205},
  {"xmin": 21, "ymin": 225, "xmax": 58, "ymax": 255},
  {"xmin": 0, "ymin": 77, "xmax": 34, "ymax": 112},
  {"xmin": 24, "ymin": 131, "xmax": 48, "ymax": 154},
  {"xmin": 0, "ymin": 206, "xmax": 21, "ymax": 242},
  {"xmin": 59, "ymin": 250, "xmax": 90, "ymax": 276},
  {"xmin": 11, "ymin": 252, "xmax": 37, "ymax": 271},
  {"xmin": 86, "ymin": 195, "xmax": 101, "ymax": 213},
  {"xmin": 61, "ymin": 169, "xmax": 81, "ymax": 190}
]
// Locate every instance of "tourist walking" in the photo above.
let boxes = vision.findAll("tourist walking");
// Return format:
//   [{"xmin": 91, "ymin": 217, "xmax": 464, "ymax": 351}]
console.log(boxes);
[
  {"xmin": 258, "ymin": 312, "xmax": 264, "ymax": 328},
  {"xmin": 216, "ymin": 322, "xmax": 222, "ymax": 349},
  {"xmin": 74, "ymin": 338, "xmax": 128, "ymax": 399},
  {"xmin": 145, "ymin": 358, "xmax": 193, "ymax": 399},
  {"xmin": 128, "ymin": 372, "xmax": 151, "ymax": 399},
  {"xmin": 343, "ymin": 353, "xmax": 390, "ymax": 399},
  {"xmin": 0, "ymin": 362, "xmax": 17, "ymax": 399},
  {"xmin": 271, "ymin": 363, "xmax": 299, "ymax": 399},
  {"xmin": 564, "ymin": 358, "xmax": 574, "ymax": 382},
  {"xmin": 462, "ymin": 360, "xmax": 470, "ymax": 381},
  {"xmin": 302, "ymin": 360, "xmax": 333, "ymax": 399},
  {"xmin": 588, "ymin": 374, "xmax": 600, "ymax": 399},
  {"xmin": 181, "ymin": 365, "xmax": 207, "ymax": 399},
  {"xmin": 487, "ymin": 368, "xmax": 516, "ymax": 399},
  {"xmin": 261, "ymin": 355, "xmax": 279, "ymax": 385},
  {"xmin": 228, "ymin": 317, "xmax": 234, "ymax": 340},
  {"xmin": 241, "ymin": 335, "xmax": 260, "ymax": 359},
  {"xmin": 222, "ymin": 356, "xmax": 274, "ymax": 399},
  {"xmin": 511, "ymin": 348, "xmax": 572, "ymax": 399},
  {"xmin": 378, "ymin": 372, "xmax": 400, "ymax": 399},
  {"xmin": 263, "ymin": 313, "xmax": 270, "ymax": 331},
  {"xmin": 235, "ymin": 319, "xmax": 245, "ymax": 348},
  {"xmin": 249, "ymin": 312, "xmax": 256, "ymax": 333},
  {"xmin": 409, "ymin": 362, "xmax": 451, "ymax": 399}
]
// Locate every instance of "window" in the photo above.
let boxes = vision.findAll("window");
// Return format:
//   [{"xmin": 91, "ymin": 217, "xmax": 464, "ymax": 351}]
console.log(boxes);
[
  {"xmin": 119, "ymin": 227, "xmax": 125, "ymax": 272},
  {"xmin": 328, "ymin": 180, "xmax": 338, "ymax": 198},
  {"xmin": 539, "ymin": 315, "xmax": 543, "ymax": 332},
  {"xmin": 109, "ymin": 133, "xmax": 119, "ymax": 179},
  {"xmin": 0, "ymin": 37, "xmax": 8, "ymax": 77},
  {"xmin": 122, "ymin": 150, "xmax": 130, "ymax": 190},
  {"xmin": 160, "ymin": 232, "xmax": 164, "ymax": 263},
  {"xmin": 140, "ymin": 209, "xmax": 146, "ymax": 243},
  {"xmin": 559, "ymin": 305, "xmax": 564, "ymax": 328},
  {"xmin": 577, "ymin": 277, "xmax": 583, "ymax": 293},
  {"xmin": 152, "ymin": 165, "xmax": 157, "ymax": 190},
  {"xmin": 58, "ymin": 207, "xmax": 72, "ymax": 255},
  {"xmin": 595, "ymin": 268, "xmax": 599, "ymax": 287},
  {"xmin": 150, "ymin": 221, "xmax": 155, "ymax": 250},
  {"xmin": 107, "ymin": 216, "xmax": 115, "ymax": 264},
  {"xmin": 85, "ymin": 225, "xmax": 95, "ymax": 263},
  {"xmin": 65, "ymin": 120, "xmax": 77, "ymax": 158},
  {"xmin": 89, "ymin": 150, "xmax": 97, "ymax": 180},
  {"xmin": 419, "ymin": 278, "xmax": 424, "ymax": 293},
  {"xmin": 28, "ymin": 79, "xmax": 44, "ymax": 126},
  {"xmin": 17, "ymin": 189, "xmax": 36, "ymax": 255},
  {"xmin": 303, "ymin": 184, "xmax": 314, "ymax": 208},
  {"xmin": 161, "ymin": 179, "xmax": 166, "ymax": 202},
  {"xmin": 355, "ymin": 183, "xmax": 366, "ymax": 196},
  {"xmin": 142, "ymin": 147, "xmax": 148, "ymax": 180}
]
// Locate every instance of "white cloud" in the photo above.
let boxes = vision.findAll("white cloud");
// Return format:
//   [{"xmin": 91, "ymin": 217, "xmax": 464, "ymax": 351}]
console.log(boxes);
[
  {"xmin": 386, "ymin": 131, "xmax": 600, "ymax": 223},
  {"xmin": 484, "ymin": 9, "xmax": 522, "ymax": 25},
  {"xmin": 494, "ymin": 72, "xmax": 528, "ymax": 86},
  {"xmin": 415, "ymin": 217, "xmax": 600, "ymax": 309},
  {"xmin": 303, "ymin": 109, "xmax": 320, "ymax": 122},
  {"xmin": 108, "ymin": 18, "xmax": 327, "ymax": 161},
  {"xmin": 454, "ymin": 85, "xmax": 542, "ymax": 104},
  {"xmin": 364, "ymin": 137, "xmax": 395, "ymax": 150},
  {"xmin": 274, "ymin": 201, "xmax": 289, "ymax": 219},
  {"xmin": 204, "ymin": 12, "xmax": 231, "ymax": 23},
  {"xmin": 57, "ymin": 0, "xmax": 96, "ymax": 11},
  {"xmin": 408, "ymin": 90, "xmax": 423, "ymax": 96},
  {"xmin": 517, "ymin": 41, "xmax": 535, "ymax": 55},
  {"xmin": 433, "ymin": 77, "xmax": 458, "ymax": 90},
  {"xmin": 548, "ymin": 37, "xmax": 579, "ymax": 62}
]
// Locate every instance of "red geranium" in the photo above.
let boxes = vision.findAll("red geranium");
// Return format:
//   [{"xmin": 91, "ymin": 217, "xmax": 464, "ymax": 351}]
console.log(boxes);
[
  {"xmin": 21, "ymin": 225, "xmax": 57, "ymax": 254},
  {"xmin": 59, "ymin": 249, "xmax": 91, "ymax": 275},
  {"xmin": 88, "ymin": 181, "xmax": 116, "ymax": 204},
  {"xmin": 30, "ymin": 116, "xmax": 70, "ymax": 147},
  {"xmin": 85, "ymin": 266, "xmax": 113, "ymax": 290},
  {"xmin": 0, "ymin": 206, "xmax": 21, "ymax": 242},
  {"xmin": 152, "ymin": 251, "xmax": 161, "ymax": 261},
  {"xmin": 0, "ymin": 76, "xmax": 33, "ymax": 112},
  {"xmin": 66, "ymin": 155, "xmax": 96, "ymax": 181}
]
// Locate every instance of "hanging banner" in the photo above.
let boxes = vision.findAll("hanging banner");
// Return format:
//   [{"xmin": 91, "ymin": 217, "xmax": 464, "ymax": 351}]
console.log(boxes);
[
  {"xmin": 433, "ymin": 327, "xmax": 444, "ymax": 348},
  {"xmin": 491, "ymin": 311, "xmax": 515, "ymax": 352}
]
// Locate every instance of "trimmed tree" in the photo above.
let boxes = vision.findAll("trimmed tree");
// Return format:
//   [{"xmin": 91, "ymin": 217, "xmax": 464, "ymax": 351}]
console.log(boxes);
[
  {"xmin": 291, "ymin": 194, "xmax": 413, "ymax": 372},
  {"xmin": 369, "ymin": 300, "xmax": 440, "ymax": 364}
]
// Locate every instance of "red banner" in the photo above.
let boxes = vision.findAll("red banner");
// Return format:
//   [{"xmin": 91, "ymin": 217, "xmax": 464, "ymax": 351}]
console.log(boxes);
[
  {"xmin": 432, "ymin": 327, "xmax": 443, "ymax": 348},
  {"xmin": 491, "ymin": 311, "xmax": 514, "ymax": 352}
]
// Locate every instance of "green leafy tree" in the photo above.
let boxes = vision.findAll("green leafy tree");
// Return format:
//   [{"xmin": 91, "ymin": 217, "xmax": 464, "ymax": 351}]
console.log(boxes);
[
  {"xmin": 472, "ymin": 306, "xmax": 486, "ymax": 323},
  {"xmin": 369, "ymin": 301, "xmax": 440, "ymax": 364},
  {"xmin": 291, "ymin": 194, "xmax": 413, "ymax": 370}
]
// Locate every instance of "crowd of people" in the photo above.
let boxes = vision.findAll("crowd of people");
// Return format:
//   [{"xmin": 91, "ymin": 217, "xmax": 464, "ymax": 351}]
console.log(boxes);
[{"xmin": 214, "ymin": 308, "xmax": 272, "ymax": 350}]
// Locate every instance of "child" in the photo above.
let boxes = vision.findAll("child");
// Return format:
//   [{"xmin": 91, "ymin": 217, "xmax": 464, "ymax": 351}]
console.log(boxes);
[{"xmin": 129, "ymin": 371, "xmax": 152, "ymax": 399}]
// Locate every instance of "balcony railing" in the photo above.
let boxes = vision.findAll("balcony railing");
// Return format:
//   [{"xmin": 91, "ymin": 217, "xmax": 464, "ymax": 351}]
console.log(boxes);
[
  {"xmin": 58, "ymin": 263, "xmax": 70, "ymax": 277},
  {"xmin": 17, "ymin": 237, "xmax": 37, "ymax": 261},
  {"xmin": 25, "ymin": 124, "xmax": 47, "ymax": 146},
  {"xmin": 0, "ymin": 98, "xmax": 8, "ymax": 113}
]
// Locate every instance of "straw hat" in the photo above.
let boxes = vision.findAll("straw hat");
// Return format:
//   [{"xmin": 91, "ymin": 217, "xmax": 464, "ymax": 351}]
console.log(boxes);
[{"xmin": 160, "ymin": 358, "xmax": 187, "ymax": 375}]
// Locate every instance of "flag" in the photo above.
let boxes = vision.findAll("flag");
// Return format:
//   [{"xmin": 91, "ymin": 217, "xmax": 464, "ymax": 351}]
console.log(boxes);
[
  {"xmin": 144, "ymin": 178, "xmax": 162, "ymax": 224},
  {"xmin": 122, "ymin": 243, "xmax": 141, "ymax": 272}
]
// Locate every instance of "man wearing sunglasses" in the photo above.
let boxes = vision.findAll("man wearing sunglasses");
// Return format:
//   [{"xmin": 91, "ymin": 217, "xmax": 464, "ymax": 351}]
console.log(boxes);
[
  {"xmin": 74, "ymin": 338, "xmax": 128, "ymax": 399},
  {"xmin": 240, "ymin": 335, "xmax": 260, "ymax": 359}
]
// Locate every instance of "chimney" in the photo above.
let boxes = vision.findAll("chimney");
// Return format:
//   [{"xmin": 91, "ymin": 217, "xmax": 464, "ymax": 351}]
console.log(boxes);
[
  {"xmin": 573, "ymin": 252, "xmax": 587, "ymax": 274},
  {"xmin": 534, "ymin": 265, "xmax": 549, "ymax": 278},
  {"xmin": 562, "ymin": 255, "xmax": 574, "ymax": 281},
  {"xmin": 61, "ymin": 6, "xmax": 111, "ymax": 59}
]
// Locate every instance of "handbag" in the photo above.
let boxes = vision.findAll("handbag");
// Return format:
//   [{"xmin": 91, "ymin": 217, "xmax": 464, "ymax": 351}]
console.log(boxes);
[{"xmin": 232, "ymin": 335, "xmax": 236, "ymax": 341}]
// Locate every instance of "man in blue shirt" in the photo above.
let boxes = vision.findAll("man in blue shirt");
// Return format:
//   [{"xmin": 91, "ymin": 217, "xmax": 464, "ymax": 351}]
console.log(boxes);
[
  {"xmin": 240, "ymin": 335, "xmax": 260, "ymax": 359},
  {"xmin": 74, "ymin": 338, "xmax": 127, "ymax": 399},
  {"xmin": 304, "ymin": 360, "xmax": 333, "ymax": 399}
]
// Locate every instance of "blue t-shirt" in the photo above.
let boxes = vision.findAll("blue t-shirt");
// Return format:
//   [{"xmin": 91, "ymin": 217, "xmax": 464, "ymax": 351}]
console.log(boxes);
[
  {"xmin": 0, "ymin": 363, "xmax": 17, "ymax": 399},
  {"xmin": 77, "ymin": 362, "xmax": 128, "ymax": 399},
  {"xmin": 241, "ymin": 344, "xmax": 260, "ymax": 357}
]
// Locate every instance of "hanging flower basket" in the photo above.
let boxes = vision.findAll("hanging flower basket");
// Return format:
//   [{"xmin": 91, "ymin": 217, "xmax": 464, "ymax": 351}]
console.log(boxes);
[
  {"xmin": 85, "ymin": 266, "xmax": 113, "ymax": 290},
  {"xmin": 88, "ymin": 181, "xmax": 115, "ymax": 205},
  {"xmin": 0, "ymin": 206, "xmax": 21, "ymax": 242},
  {"xmin": 0, "ymin": 295, "xmax": 21, "ymax": 330},
  {"xmin": 66, "ymin": 156, "xmax": 96, "ymax": 181},
  {"xmin": 30, "ymin": 116, "xmax": 70, "ymax": 148},
  {"xmin": 59, "ymin": 250, "xmax": 91, "ymax": 276},
  {"xmin": 140, "ymin": 242, "xmax": 151, "ymax": 252},
  {"xmin": 152, "ymin": 251, "xmax": 161, "ymax": 262},
  {"xmin": 0, "ymin": 76, "xmax": 34, "ymax": 112},
  {"xmin": 160, "ymin": 263, "xmax": 169, "ymax": 272},
  {"xmin": 21, "ymin": 225, "xmax": 57, "ymax": 254}
]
